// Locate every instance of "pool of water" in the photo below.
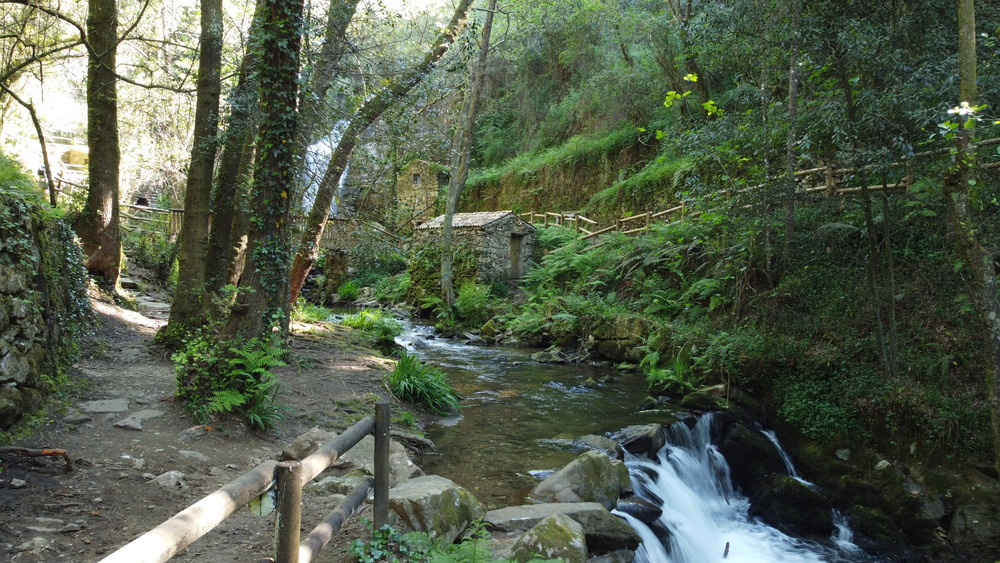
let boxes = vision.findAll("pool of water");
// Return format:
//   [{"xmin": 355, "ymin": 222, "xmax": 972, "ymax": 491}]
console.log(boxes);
[{"xmin": 398, "ymin": 324, "xmax": 658, "ymax": 508}]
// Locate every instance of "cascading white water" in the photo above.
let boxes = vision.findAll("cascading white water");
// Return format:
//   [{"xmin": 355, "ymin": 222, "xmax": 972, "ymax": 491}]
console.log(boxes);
[
  {"xmin": 301, "ymin": 120, "xmax": 350, "ymax": 216},
  {"xmin": 622, "ymin": 415, "xmax": 874, "ymax": 563}
]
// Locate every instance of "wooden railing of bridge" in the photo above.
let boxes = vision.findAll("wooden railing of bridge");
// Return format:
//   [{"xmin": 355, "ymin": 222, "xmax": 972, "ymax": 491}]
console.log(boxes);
[
  {"xmin": 521, "ymin": 137, "xmax": 1000, "ymax": 241},
  {"xmin": 100, "ymin": 401, "xmax": 391, "ymax": 563}
]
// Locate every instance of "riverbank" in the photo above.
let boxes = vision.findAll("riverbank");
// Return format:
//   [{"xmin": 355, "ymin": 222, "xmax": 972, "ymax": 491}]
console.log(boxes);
[{"xmin": 0, "ymin": 292, "xmax": 401, "ymax": 561}]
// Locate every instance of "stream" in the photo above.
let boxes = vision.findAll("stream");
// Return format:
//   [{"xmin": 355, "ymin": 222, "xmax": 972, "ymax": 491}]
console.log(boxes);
[{"xmin": 396, "ymin": 323, "xmax": 880, "ymax": 562}]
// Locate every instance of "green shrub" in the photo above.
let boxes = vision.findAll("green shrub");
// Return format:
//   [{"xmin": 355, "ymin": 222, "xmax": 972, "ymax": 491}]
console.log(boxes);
[
  {"xmin": 122, "ymin": 229, "xmax": 178, "ymax": 285},
  {"xmin": 387, "ymin": 351, "xmax": 459, "ymax": 415},
  {"xmin": 338, "ymin": 280, "xmax": 360, "ymax": 301},
  {"xmin": 340, "ymin": 309, "xmax": 403, "ymax": 347},
  {"xmin": 173, "ymin": 334, "xmax": 289, "ymax": 431},
  {"xmin": 372, "ymin": 273, "xmax": 411, "ymax": 303},
  {"xmin": 455, "ymin": 283, "xmax": 493, "ymax": 328}
]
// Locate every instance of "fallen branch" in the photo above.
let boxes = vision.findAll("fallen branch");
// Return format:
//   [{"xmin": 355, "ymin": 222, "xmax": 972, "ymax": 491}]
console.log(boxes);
[{"xmin": 0, "ymin": 447, "xmax": 74, "ymax": 471}]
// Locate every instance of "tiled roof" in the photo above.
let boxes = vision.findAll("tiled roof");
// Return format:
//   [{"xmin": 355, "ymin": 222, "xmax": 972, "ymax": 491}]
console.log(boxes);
[{"xmin": 417, "ymin": 211, "xmax": 519, "ymax": 229}]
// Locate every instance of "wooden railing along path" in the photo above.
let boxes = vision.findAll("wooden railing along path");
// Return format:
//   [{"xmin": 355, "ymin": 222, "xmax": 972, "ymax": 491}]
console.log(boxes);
[
  {"xmin": 521, "ymin": 138, "xmax": 1000, "ymax": 241},
  {"xmin": 100, "ymin": 401, "xmax": 391, "ymax": 563}
]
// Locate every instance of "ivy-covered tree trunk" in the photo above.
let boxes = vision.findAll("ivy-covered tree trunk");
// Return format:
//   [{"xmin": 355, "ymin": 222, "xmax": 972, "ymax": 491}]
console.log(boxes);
[
  {"xmin": 948, "ymin": 0, "xmax": 1000, "ymax": 475},
  {"xmin": 222, "ymin": 0, "xmax": 306, "ymax": 340},
  {"xmin": 287, "ymin": 0, "xmax": 475, "ymax": 305},
  {"xmin": 77, "ymin": 0, "xmax": 121, "ymax": 288},
  {"xmin": 165, "ymin": 0, "xmax": 224, "ymax": 340},
  {"xmin": 441, "ymin": 0, "xmax": 497, "ymax": 307}
]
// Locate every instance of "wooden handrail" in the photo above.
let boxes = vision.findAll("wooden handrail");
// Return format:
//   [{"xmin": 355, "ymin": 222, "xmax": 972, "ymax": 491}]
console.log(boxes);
[{"xmin": 100, "ymin": 407, "xmax": 389, "ymax": 563}]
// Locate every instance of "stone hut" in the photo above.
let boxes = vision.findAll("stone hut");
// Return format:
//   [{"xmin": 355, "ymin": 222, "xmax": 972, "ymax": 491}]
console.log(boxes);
[
  {"xmin": 416, "ymin": 211, "xmax": 536, "ymax": 281},
  {"xmin": 396, "ymin": 160, "xmax": 447, "ymax": 221}
]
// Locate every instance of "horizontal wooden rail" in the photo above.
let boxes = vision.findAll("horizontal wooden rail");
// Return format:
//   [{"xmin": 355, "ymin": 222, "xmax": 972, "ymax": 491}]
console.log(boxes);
[{"xmin": 100, "ymin": 409, "xmax": 386, "ymax": 563}]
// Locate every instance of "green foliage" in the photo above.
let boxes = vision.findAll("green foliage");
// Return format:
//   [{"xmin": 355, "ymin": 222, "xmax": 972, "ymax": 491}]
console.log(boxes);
[
  {"xmin": 338, "ymin": 280, "xmax": 360, "ymax": 301},
  {"xmin": 122, "ymin": 229, "xmax": 178, "ymax": 286},
  {"xmin": 291, "ymin": 300, "xmax": 334, "ymax": 323},
  {"xmin": 405, "ymin": 245, "xmax": 479, "ymax": 308},
  {"xmin": 534, "ymin": 225, "xmax": 577, "ymax": 252},
  {"xmin": 372, "ymin": 273, "xmax": 411, "ymax": 304},
  {"xmin": 387, "ymin": 351, "xmax": 459, "ymax": 415},
  {"xmin": 340, "ymin": 309, "xmax": 403, "ymax": 348},
  {"xmin": 0, "ymin": 152, "xmax": 40, "ymax": 199},
  {"xmin": 173, "ymin": 334, "xmax": 289, "ymax": 431},
  {"xmin": 348, "ymin": 518, "xmax": 558, "ymax": 563}
]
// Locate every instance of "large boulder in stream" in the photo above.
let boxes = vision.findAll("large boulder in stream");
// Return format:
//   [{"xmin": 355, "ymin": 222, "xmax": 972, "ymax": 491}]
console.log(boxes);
[
  {"xmin": 530, "ymin": 450, "xmax": 631, "ymax": 509},
  {"xmin": 510, "ymin": 513, "xmax": 588, "ymax": 563},
  {"xmin": 388, "ymin": 475, "xmax": 485, "ymax": 543},
  {"xmin": 715, "ymin": 422, "xmax": 788, "ymax": 497},
  {"xmin": 486, "ymin": 502, "xmax": 642, "ymax": 553},
  {"xmin": 748, "ymin": 474, "xmax": 834, "ymax": 540},
  {"xmin": 609, "ymin": 424, "xmax": 666, "ymax": 457}
]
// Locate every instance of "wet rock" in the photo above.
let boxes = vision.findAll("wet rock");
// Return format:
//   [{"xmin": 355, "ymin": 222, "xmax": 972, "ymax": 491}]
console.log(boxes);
[
  {"xmin": 388, "ymin": 475, "xmax": 485, "ymax": 543},
  {"xmin": 948, "ymin": 487, "xmax": 1000, "ymax": 556},
  {"xmin": 715, "ymin": 422, "xmax": 787, "ymax": 497},
  {"xmin": 614, "ymin": 496, "xmax": 662, "ymax": 525},
  {"xmin": 79, "ymin": 399, "xmax": 129, "ymax": 413},
  {"xmin": 573, "ymin": 434, "xmax": 624, "ymax": 460},
  {"xmin": 609, "ymin": 424, "xmax": 665, "ymax": 458},
  {"xmin": 531, "ymin": 450, "xmax": 627, "ymax": 509},
  {"xmin": 511, "ymin": 513, "xmax": 587, "ymax": 563},
  {"xmin": 748, "ymin": 474, "xmax": 834, "ymax": 540},
  {"xmin": 486, "ymin": 502, "xmax": 640, "ymax": 552},
  {"xmin": 588, "ymin": 549, "xmax": 636, "ymax": 563},
  {"xmin": 845, "ymin": 504, "xmax": 910, "ymax": 558}
]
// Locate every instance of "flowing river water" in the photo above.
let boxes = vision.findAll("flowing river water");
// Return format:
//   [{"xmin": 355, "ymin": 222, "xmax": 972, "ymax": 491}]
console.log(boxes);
[{"xmin": 396, "ymin": 322, "xmax": 879, "ymax": 562}]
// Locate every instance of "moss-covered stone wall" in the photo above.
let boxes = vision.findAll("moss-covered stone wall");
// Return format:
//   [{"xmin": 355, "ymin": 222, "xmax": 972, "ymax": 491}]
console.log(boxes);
[{"xmin": 0, "ymin": 192, "xmax": 90, "ymax": 429}]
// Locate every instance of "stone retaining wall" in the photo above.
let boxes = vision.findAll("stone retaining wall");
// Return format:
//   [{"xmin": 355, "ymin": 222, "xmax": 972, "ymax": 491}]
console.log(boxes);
[{"xmin": 0, "ymin": 193, "xmax": 89, "ymax": 429}]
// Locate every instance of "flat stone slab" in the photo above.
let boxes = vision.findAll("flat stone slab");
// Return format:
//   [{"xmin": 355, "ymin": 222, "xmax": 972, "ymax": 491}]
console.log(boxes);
[
  {"xmin": 79, "ymin": 399, "xmax": 129, "ymax": 413},
  {"xmin": 114, "ymin": 409, "xmax": 164, "ymax": 430}
]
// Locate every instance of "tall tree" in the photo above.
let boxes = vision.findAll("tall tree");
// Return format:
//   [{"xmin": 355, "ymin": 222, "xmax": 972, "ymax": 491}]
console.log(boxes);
[
  {"xmin": 440, "ymin": 0, "xmax": 497, "ymax": 307},
  {"xmin": 947, "ymin": 0, "xmax": 1000, "ymax": 475},
  {"xmin": 77, "ymin": 0, "xmax": 121, "ymax": 288},
  {"xmin": 781, "ymin": 0, "xmax": 801, "ymax": 268},
  {"xmin": 164, "ymin": 0, "xmax": 224, "ymax": 339},
  {"xmin": 287, "ymin": 0, "xmax": 476, "ymax": 305},
  {"xmin": 222, "ymin": 0, "xmax": 306, "ymax": 339}
]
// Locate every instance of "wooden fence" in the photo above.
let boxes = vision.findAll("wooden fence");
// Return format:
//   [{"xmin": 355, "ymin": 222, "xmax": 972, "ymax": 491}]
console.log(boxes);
[
  {"xmin": 100, "ymin": 401, "xmax": 391, "ymax": 563},
  {"xmin": 522, "ymin": 137, "xmax": 1000, "ymax": 241}
]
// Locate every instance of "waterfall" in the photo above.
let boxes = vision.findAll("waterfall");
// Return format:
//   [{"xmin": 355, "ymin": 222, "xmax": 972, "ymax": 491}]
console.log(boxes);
[
  {"xmin": 301, "ymin": 120, "xmax": 350, "ymax": 216},
  {"xmin": 621, "ymin": 415, "xmax": 875, "ymax": 563}
]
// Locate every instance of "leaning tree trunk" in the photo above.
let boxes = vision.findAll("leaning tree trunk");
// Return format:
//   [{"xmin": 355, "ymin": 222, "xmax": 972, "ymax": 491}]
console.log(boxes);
[
  {"xmin": 164, "ymin": 0, "xmax": 224, "ymax": 340},
  {"xmin": 441, "ymin": 0, "xmax": 497, "ymax": 307},
  {"xmin": 287, "ymin": 0, "xmax": 475, "ymax": 305},
  {"xmin": 222, "ymin": 0, "xmax": 306, "ymax": 340},
  {"xmin": 77, "ymin": 0, "xmax": 121, "ymax": 288}
]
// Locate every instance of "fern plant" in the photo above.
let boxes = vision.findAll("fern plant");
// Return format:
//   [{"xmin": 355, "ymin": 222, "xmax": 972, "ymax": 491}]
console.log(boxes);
[
  {"xmin": 174, "ymin": 334, "xmax": 289, "ymax": 431},
  {"xmin": 387, "ymin": 352, "xmax": 459, "ymax": 415}
]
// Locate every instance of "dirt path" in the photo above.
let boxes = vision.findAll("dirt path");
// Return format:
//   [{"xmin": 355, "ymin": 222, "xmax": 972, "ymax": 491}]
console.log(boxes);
[{"xmin": 0, "ymin": 291, "xmax": 402, "ymax": 562}]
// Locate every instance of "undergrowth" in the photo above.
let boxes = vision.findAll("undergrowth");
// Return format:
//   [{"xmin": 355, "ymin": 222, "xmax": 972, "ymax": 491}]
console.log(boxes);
[{"xmin": 386, "ymin": 351, "xmax": 459, "ymax": 415}]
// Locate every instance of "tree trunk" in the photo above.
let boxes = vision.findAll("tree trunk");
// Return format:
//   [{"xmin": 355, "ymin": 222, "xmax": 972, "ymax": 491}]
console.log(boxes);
[
  {"xmin": 222, "ymin": 0, "xmax": 306, "ymax": 340},
  {"xmin": 165, "ymin": 0, "xmax": 224, "ymax": 339},
  {"xmin": 781, "ymin": 0, "xmax": 801, "ymax": 268},
  {"xmin": 949, "ymin": 0, "xmax": 1000, "ymax": 475},
  {"xmin": 441, "ymin": 0, "xmax": 497, "ymax": 306},
  {"xmin": 205, "ymin": 3, "xmax": 264, "ymax": 300},
  {"xmin": 287, "ymin": 0, "xmax": 475, "ymax": 304},
  {"xmin": 78, "ymin": 0, "xmax": 121, "ymax": 288}
]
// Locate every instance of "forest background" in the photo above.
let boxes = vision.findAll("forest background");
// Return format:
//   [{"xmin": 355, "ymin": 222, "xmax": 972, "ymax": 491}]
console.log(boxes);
[{"xmin": 2, "ymin": 0, "xmax": 1000, "ymax": 492}]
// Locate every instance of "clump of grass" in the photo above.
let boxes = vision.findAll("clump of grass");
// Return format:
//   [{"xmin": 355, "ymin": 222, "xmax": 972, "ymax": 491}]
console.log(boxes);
[
  {"xmin": 340, "ymin": 309, "xmax": 402, "ymax": 346},
  {"xmin": 292, "ymin": 300, "xmax": 334, "ymax": 323},
  {"xmin": 387, "ymin": 351, "xmax": 459, "ymax": 415},
  {"xmin": 338, "ymin": 280, "xmax": 360, "ymax": 301}
]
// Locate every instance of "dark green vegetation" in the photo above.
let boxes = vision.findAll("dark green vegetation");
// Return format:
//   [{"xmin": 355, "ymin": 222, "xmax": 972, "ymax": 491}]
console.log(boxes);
[
  {"xmin": 173, "ymin": 332, "xmax": 289, "ymax": 431},
  {"xmin": 0, "ymin": 153, "xmax": 91, "ymax": 436},
  {"xmin": 349, "ymin": 518, "xmax": 557, "ymax": 563},
  {"xmin": 387, "ymin": 352, "xmax": 459, "ymax": 416}
]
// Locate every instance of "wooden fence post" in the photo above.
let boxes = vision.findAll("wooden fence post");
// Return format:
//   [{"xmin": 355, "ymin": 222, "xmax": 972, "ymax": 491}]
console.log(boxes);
[
  {"xmin": 275, "ymin": 461, "xmax": 303, "ymax": 563},
  {"xmin": 373, "ymin": 400, "xmax": 390, "ymax": 530}
]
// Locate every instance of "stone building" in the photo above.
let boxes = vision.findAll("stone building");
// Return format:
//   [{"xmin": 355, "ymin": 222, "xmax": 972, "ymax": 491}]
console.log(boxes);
[
  {"xmin": 396, "ymin": 160, "xmax": 447, "ymax": 222},
  {"xmin": 416, "ymin": 211, "xmax": 536, "ymax": 281}
]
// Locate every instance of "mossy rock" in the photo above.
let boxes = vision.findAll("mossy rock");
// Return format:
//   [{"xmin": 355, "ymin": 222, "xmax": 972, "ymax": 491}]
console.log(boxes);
[
  {"xmin": 511, "ymin": 513, "xmax": 587, "ymax": 563},
  {"xmin": 748, "ymin": 474, "xmax": 834, "ymax": 540},
  {"xmin": 531, "ymin": 450, "xmax": 627, "ymax": 509},
  {"xmin": 716, "ymin": 422, "xmax": 788, "ymax": 497}
]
